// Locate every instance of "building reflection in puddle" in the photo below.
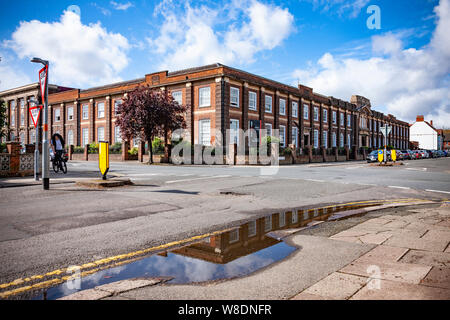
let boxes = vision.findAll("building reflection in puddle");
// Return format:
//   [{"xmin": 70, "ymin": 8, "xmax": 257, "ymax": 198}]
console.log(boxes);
[{"xmin": 35, "ymin": 204, "xmax": 367, "ymax": 299}]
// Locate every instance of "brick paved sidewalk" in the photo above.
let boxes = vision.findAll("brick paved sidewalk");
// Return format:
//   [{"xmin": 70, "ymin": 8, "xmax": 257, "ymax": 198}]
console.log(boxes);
[{"xmin": 292, "ymin": 203, "xmax": 450, "ymax": 300}]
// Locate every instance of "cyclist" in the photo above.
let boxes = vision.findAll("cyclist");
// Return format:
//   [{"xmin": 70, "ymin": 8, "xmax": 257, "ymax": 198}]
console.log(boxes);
[{"xmin": 51, "ymin": 133, "xmax": 65, "ymax": 169}]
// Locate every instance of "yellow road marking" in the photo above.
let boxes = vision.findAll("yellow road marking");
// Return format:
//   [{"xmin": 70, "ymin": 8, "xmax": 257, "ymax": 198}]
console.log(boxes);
[{"xmin": 0, "ymin": 197, "xmax": 441, "ymax": 298}]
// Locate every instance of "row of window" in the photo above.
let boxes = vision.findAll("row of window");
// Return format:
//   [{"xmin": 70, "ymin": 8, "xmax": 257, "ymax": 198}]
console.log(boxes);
[{"xmin": 80, "ymin": 126, "xmax": 123, "ymax": 146}]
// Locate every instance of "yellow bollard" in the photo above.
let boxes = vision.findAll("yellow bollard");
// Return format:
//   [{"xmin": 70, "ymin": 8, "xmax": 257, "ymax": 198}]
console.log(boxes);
[{"xmin": 99, "ymin": 141, "xmax": 109, "ymax": 180}]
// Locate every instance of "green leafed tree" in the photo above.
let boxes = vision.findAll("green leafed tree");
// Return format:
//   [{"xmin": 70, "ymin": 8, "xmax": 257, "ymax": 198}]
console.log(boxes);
[{"xmin": 0, "ymin": 99, "xmax": 8, "ymax": 141}]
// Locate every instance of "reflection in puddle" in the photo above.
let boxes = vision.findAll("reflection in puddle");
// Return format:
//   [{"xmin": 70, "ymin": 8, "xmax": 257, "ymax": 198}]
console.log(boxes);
[{"xmin": 25, "ymin": 202, "xmax": 379, "ymax": 300}]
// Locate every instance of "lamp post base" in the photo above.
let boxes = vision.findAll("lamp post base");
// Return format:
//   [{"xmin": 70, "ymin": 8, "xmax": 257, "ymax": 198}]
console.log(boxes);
[{"xmin": 43, "ymin": 178, "xmax": 49, "ymax": 190}]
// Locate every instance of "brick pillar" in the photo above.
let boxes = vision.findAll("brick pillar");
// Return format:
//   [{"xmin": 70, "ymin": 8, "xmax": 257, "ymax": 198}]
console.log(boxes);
[
  {"xmin": 121, "ymin": 140, "xmax": 130, "ymax": 161},
  {"xmin": 242, "ymin": 83, "xmax": 249, "ymax": 150},
  {"xmin": 322, "ymin": 146, "xmax": 326, "ymax": 162},
  {"xmin": 6, "ymin": 142, "xmax": 21, "ymax": 173},
  {"xmin": 334, "ymin": 147, "xmax": 338, "ymax": 161},
  {"xmin": 345, "ymin": 146, "xmax": 349, "ymax": 161},
  {"xmin": 308, "ymin": 145, "xmax": 312, "ymax": 163},
  {"xmin": 68, "ymin": 145, "xmax": 74, "ymax": 160},
  {"xmin": 61, "ymin": 103, "xmax": 66, "ymax": 140},
  {"xmin": 186, "ymin": 82, "xmax": 194, "ymax": 145},
  {"xmin": 138, "ymin": 140, "xmax": 145, "ymax": 162},
  {"xmin": 89, "ymin": 99, "xmax": 95, "ymax": 144},
  {"xmin": 48, "ymin": 105, "xmax": 53, "ymax": 138},
  {"xmin": 84, "ymin": 144, "xmax": 89, "ymax": 161},
  {"xmin": 214, "ymin": 78, "xmax": 222, "ymax": 148},
  {"xmin": 319, "ymin": 104, "xmax": 323, "ymax": 148},
  {"xmin": 74, "ymin": 101, "xmax": 79, "ymax": 146},
  {"xmin": 299, "ymin": 101, "xmax": 304, "ymax": 149},
  {"xmin": 105, "ymin": 96, "xmax": 112, "ymax": 143},
  {"xmin": 222, "ymin": 80, "xmax": 230, "ymax": 146},
  {"xmin": 287, "ymin": 96, "xmax": 292, "ymax": 145},
  {"xmin": 274, "ymin": 91, "xmax": 279, "ymax": 129},
  {"xmin": 259, "ymin": 87, "xmax": 265, "ymax": 131}
]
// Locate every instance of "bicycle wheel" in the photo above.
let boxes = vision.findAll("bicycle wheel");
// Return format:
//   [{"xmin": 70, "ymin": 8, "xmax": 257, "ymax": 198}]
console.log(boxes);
[
  {"xmin": 52, "ymin": 160, "xmax": 60, "ymax": 173},
  {"xmin": 61, "ymin": 161, "xmax": 67, "ymax": 174}
]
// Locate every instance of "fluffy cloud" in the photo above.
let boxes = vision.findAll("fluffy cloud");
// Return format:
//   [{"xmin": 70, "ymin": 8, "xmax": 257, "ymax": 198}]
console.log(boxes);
[
  {"xmin": 292, "ymin": 0, "xmax": 450, "ymax": 127},
  {"xmin": 4, "ymin": 11, "xmax": 130, "ymax": 88},
  {"xmin": 306, "ymin": 0, "xmax": 370, "ymax": 18},
  {"xmin": 147, "ymin": 0, "xmax": 295, "ymax": 70},
  {"xmin": 110, "ymin": 1, "xmax": 134, "ymax": 11}
]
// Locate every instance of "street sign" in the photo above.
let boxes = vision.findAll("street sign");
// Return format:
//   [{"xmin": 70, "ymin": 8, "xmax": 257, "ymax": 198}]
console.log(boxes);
[
  {"xmin": 378, "ymin": 149, "xmax": 383, "ymax": 162},
  {"xmin": 29, "ymin": 105, "xmax": 43, "ymax": 128},
  {"xmin": 39, "ymin": 65, "xmax": 48, "ymax": 102},
  {"xmin": 380, "ymin": 126, "xmax": 391, "ymax": 136},
  {"xmin": 99, "ymin": 141, "xmax": 109, "ymax": 180}
]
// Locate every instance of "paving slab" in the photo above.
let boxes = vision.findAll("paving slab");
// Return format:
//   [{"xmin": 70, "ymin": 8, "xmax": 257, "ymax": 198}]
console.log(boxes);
[
  {"xmin": 302, "ymin": 272, "xmax": 368, "ymax": 300},
  {"xmin": 356, "ymin": 245, "xmax": 409, "ymax": 263},
  {"xmin": 400, "ymin": 250, "xmax": 450, "ymax": 268},
  {"xmin": 420, "ymin": 267, "xmax": 450, "ymax": 289},
  {"xmin": 384, "ymin": 234, "xmax": 449, "ymax": 252},
  {"xmin": 58, "ymin": 288, "xmax": 112, "ymax": 300},
  {"xmin": 350, "ymin": 279, "xmax": 450, "ymax": 300},
  {"xmin": 291, "ymin": 292, "xmax": 332, "ymax": 300},
  {"xmin": 340, "ymin": 260, "xmax": 431, "ymax": 285},
  {"xmin": 94, "ymin": 278, "xmax": 163, "ymax": 294}
]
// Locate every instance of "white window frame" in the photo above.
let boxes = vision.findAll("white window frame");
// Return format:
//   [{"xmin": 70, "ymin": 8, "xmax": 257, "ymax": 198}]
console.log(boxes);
[
  {"xmin": 248, "ymin": 91, "xmax": 257, "ymax": 111},
  {"xmin": 97, "ymin": 102, "xmax": 105, "ymax": 119},
  {"xmin": 172, "ymin": 91, "xmax": 182, "ymax": 105},
  {"xmin": 265, "ymin": 95, "xmax": 272, "ymax": 113},
  {"xmin": 265, "ymin": 123, "xmax": 272, "ymax": 136},
  {"xmin": 67, "ymin": 107, "xmax": 74, "ymax": 121},
  {"xmin": 303, "ymin": 104, "xmax": 309, "ymax": 120},
  {"xmin": 248, "ymin": 220, "xmax": 257, "ymax": 237},
  {"xmin": 332, "ymin": 132, "xmax": 336, "ymax": 147},
  {"xmin": 292, "ymin": 127, "xmax": 298, "ymax": 148},
  {"xmin": 264, "ymin": 215, "xmax": 272, "ymax": 232},
  {"xmin": 323, "ymin": 130, "xmax": 328, "ymax": 148},
  {"xmin": 332, "ymin": 111, "xmax": 337, "ymax": 124},
  {"xmin": 314, "ymin": 107, "xmax": 319, "ymax": 121},
  {"xmin": 97, "ymin": 126, "xmax": 105, "ymax": 142},
  {"xmin": 347, "ymin": 133, "xmax": 351, "ymax": 147},
  {"xmin": 199, "ymin": 87, "xmax": 211, "ymax": 108},
  {"xmin": 82, "ymin": 128, "xmax": 89, "ymax": 147},
  {"xmin": 292, "ymin": 101, "xmax": 298, "ymax": 118},
  {"xmin": 82, "ymin": 104, "xmax": 89, "ymax": 120},
  {"xmin": 340, "ymin": 133, "xmax": 344, "ymax": 147},
  {"xmin": 230, "ymin": 119, "xmax": 239, "ymax": 145},
  {"xmin": 20, "ymin": 100, "xmax": 25, "ymax": 126},
  {"xmin": 55, "ymin": 108, "xmax": 61, "ymax": 122},
  {"xmin": 114, "ymin": 99, "xmax": 122, "ymax": 116},
  {"xmin": 292, "ymin": 211, "xmax": 298, "ymax": 224},
  {"xmin": 279, "ymin": 125, "xmax": 286, "ymax": 147},
  {"xmin": 115, "ymin": 126, "xmax": 122, "ymax": 143},
  {"xmin": 314, "ymin": 129, "xmax": 319, "ymax": 148},
  {"xmin": 230, "ymin": 87, "xmax": 239, "ymax": 108},
  {"xmin": 347, "ymin": 114, "xmax": 351, "ymax": 127},
  {"xmin": 67, "ymin": 130, "xmax": 74, "ymax": 146},
  {"xmin": 279, "ymin": 212, "xmax": 286, "ymax": 227},
  {"xmin": 323, "ymin": 109, "xmax": 328, "ymax": 123},
  {"xmin": 279, "ymin": 98, "xmax": 286, "ymax": 116},
  {"xmin": 229, "ymin": 229, "xmax": 239, "ymax": 244},
  {"xmin": 199, "ymin": 119, "xmax": 211, "ymax": 146},
  {"xmin": 340, "ymin": 112, "xmax": 344, "ymax": 126}
]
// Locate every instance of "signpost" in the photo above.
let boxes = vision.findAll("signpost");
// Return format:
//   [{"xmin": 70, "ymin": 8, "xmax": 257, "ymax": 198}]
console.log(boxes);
[
  {"xmin": 99, "ymin": 141, "xmax": 109, "ymax": 180},
  {"xmin": 377, "ymin": 149, "xmax": 383, "ymax": 163},
  {"xmin": 32, "ymin": 58, "xmax": 50, "ymax": 190},
  {"xmin": 380, "ymin": 125, "xmax": 392, "ymax": 164},
  {"xmin": 29, "ymin": 104, "xmax": 43, "ymax": 181}
]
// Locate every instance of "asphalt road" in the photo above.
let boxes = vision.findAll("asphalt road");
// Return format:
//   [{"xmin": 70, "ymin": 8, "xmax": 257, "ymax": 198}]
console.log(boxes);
[{"xmin": 0, "ymin": 157, "xmax": 449, "ymax": 292}]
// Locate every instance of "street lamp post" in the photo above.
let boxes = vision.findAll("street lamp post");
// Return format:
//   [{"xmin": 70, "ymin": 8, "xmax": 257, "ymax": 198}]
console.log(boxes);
[{"xmin": 31, "ymin": 57, "xmax": 50, "ymax": 190}]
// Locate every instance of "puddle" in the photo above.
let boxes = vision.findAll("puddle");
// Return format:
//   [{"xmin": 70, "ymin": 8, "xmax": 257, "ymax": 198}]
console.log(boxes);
[{"xmin": 5, "ymin": 199, "xmax": 401, "ymax": 300}]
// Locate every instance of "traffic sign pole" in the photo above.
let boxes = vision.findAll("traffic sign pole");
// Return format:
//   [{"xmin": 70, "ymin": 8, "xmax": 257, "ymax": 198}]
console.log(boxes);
[
  {"xmin": 29, "ymin": 105, "xmax": 43, "ymax": 181},
  {"xmin": 39, "ymin": 65, "xmax": 50, "ymax": 190}
]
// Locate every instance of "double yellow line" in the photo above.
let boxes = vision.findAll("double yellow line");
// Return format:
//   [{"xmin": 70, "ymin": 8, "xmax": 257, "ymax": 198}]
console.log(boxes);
[{"xmin": 0, "ymin": 197, "xmax": 438, "ymax": 299}]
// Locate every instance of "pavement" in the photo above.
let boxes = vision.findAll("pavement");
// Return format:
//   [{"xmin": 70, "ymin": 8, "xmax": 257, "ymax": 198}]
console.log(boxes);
[
  {"xmin": 57, "ymin": 202, "xmax": 450, "ymax": 300},
  {"xmin": 0, "ymin": 157, "xmax": 449, "ymax": 299}
]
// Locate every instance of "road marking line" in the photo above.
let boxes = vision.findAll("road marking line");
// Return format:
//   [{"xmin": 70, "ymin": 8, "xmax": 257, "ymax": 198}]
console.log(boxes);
[
  {"xmin": 425, "ymin": 189, "xmax": 450, "ymax": 194},
  {"xmin": 305, "ymin": 179, "xmax": 325, "ymax": 182},
  {"xmin": 166, "ymin": 175, "xmax": 231, "ymax": 184},
  {"xmin": 358, "ymin": 183, "xmax": 377, "ymax": 186},
  {"xmin": 388, "ymin": 186, "xmax": 411, "ymax": 190},
  {"xmin": 406, "ymin": 168, "xmax": 427, "ymax": 171}
]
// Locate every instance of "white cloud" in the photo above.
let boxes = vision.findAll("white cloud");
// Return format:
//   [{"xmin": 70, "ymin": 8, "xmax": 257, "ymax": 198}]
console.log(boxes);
[
  {"xmin": 306, "ymin": 0, "xmax": 370, "ymax": 18},
  {"xmin": 4, "ymin": 11, "xmax": 130, "ymax": 88},
  {"xmin": 292, "ymin": 0, "xmax": 450, "ymax": 127},
  {"xmin": 147, "ymin": 0, "xmax": 295, "ymax": 70},
  {"xmin": 110, "ymin": 1, "xmax": 134, "ymax": 11},
  {"xmin": 0, "ymin": 52, "xmax": 32, "ymax": 91}
]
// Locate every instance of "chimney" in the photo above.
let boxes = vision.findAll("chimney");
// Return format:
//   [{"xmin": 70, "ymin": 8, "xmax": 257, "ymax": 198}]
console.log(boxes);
[
  {"xmin": 430, "ymin": 120, "xmax": 433, "ymax": 127},
  {"xmin": 416, "ymin": 115, "xmax": 424, "ymax": 122}
]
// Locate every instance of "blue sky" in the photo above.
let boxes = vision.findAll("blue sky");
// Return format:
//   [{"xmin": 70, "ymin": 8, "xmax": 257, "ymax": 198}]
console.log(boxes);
[{"xmin": 0, "ymin": 0, "xmax": 449, "ymax": 125}]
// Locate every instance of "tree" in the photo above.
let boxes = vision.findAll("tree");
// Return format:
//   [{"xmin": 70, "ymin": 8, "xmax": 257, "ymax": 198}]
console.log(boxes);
[
  {"xmin": 0, "ymin": 99, "xmax": 7, "ymax": 141},
  {"xmin": 115, "ymin": 85, "xmax": 188, "ymax": 164}
]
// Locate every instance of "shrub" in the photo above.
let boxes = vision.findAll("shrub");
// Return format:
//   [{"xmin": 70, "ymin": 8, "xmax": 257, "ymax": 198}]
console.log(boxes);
[
  {"xmin": 109, "ymin": 142, "xmax": 122, "ymax": 154},
  {"xmin": 88, "ymin": 142, "xmax": 99, "ymax": 154},
  {"xmin": 73, "ymin": 146, "xmax": 84, "ymax": 154},
  {"xmin": 281, "ymin": 147, "xmax": 292, "ymax": 156},
  {"xmin": 152, "ymin": 137, "xmax": 164, "ymax": 155},
  {"xmin": 128, "ymin": 147, "xmax": 138, "ymax": 155},
  {"xmin": 0, "ymin": 142, "xmax": 6, "ymax": 153}
]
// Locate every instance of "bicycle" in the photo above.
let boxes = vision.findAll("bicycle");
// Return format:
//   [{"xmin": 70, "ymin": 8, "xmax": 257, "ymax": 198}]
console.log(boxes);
[{"xmin": 51, "ymin": 150, "xmax": 68, "ymax": 174}]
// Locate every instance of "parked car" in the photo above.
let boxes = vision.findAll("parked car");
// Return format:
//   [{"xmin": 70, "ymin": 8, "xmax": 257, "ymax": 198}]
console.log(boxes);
[
  {"xmin": 367, "ymin": 150, "xmax": 379, "ymax": 163},
  {"xmin": 413, "ymin": 150, "xmax": 422, "ymax": 159},
  {"xmin": 425, "ymin": 150, "xmax": 434, "ymax": 158},
  {"xmin": 401, "ymin": 150, "xmax": 411, "ymax": 160},
  {"xmin": 437, "ymin": 150, "xmax": 445, "ymax": 157},
  {"xmin": 443, "ymin": 150, "xmax": 448, "ymax": 157},
  {"xmin": 394, "ymin": 150, "xmax": 404, "ymax": 161}
]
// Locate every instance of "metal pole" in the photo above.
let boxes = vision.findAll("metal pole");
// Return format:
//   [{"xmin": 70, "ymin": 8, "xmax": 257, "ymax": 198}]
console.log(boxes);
[
  {"xmin": 34, "ymin": 124, "xmax": 39, "ymax": 181},
  {"xmin": 384, "ymin": 126, "xmax": 387, "ymax": 164},
  {"xmin": 42, "ymin": 65, "xmax": 49, "ymax": 190}
]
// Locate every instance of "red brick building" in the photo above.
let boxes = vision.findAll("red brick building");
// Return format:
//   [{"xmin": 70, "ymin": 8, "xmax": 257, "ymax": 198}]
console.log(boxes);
[{"xmin": 1, "ymin": 63, "xmax": 410, "ymax": 152}]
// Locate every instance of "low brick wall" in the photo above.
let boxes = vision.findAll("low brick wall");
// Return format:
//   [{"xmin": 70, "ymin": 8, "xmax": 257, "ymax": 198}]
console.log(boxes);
[
  {"xmin": 0, "ymin": 142, "xmax": 35, "ymax": 177},
  {"xmin": 337, "ymin": 155, "xmax": 347, "ymax": 162},
  {"xmin": 295, "ymin": 155, "xmax": 309, "ymax": 164},
  {"xmin": 311, "ymin": 155, "xmax": 323, "ymax": 163}
]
